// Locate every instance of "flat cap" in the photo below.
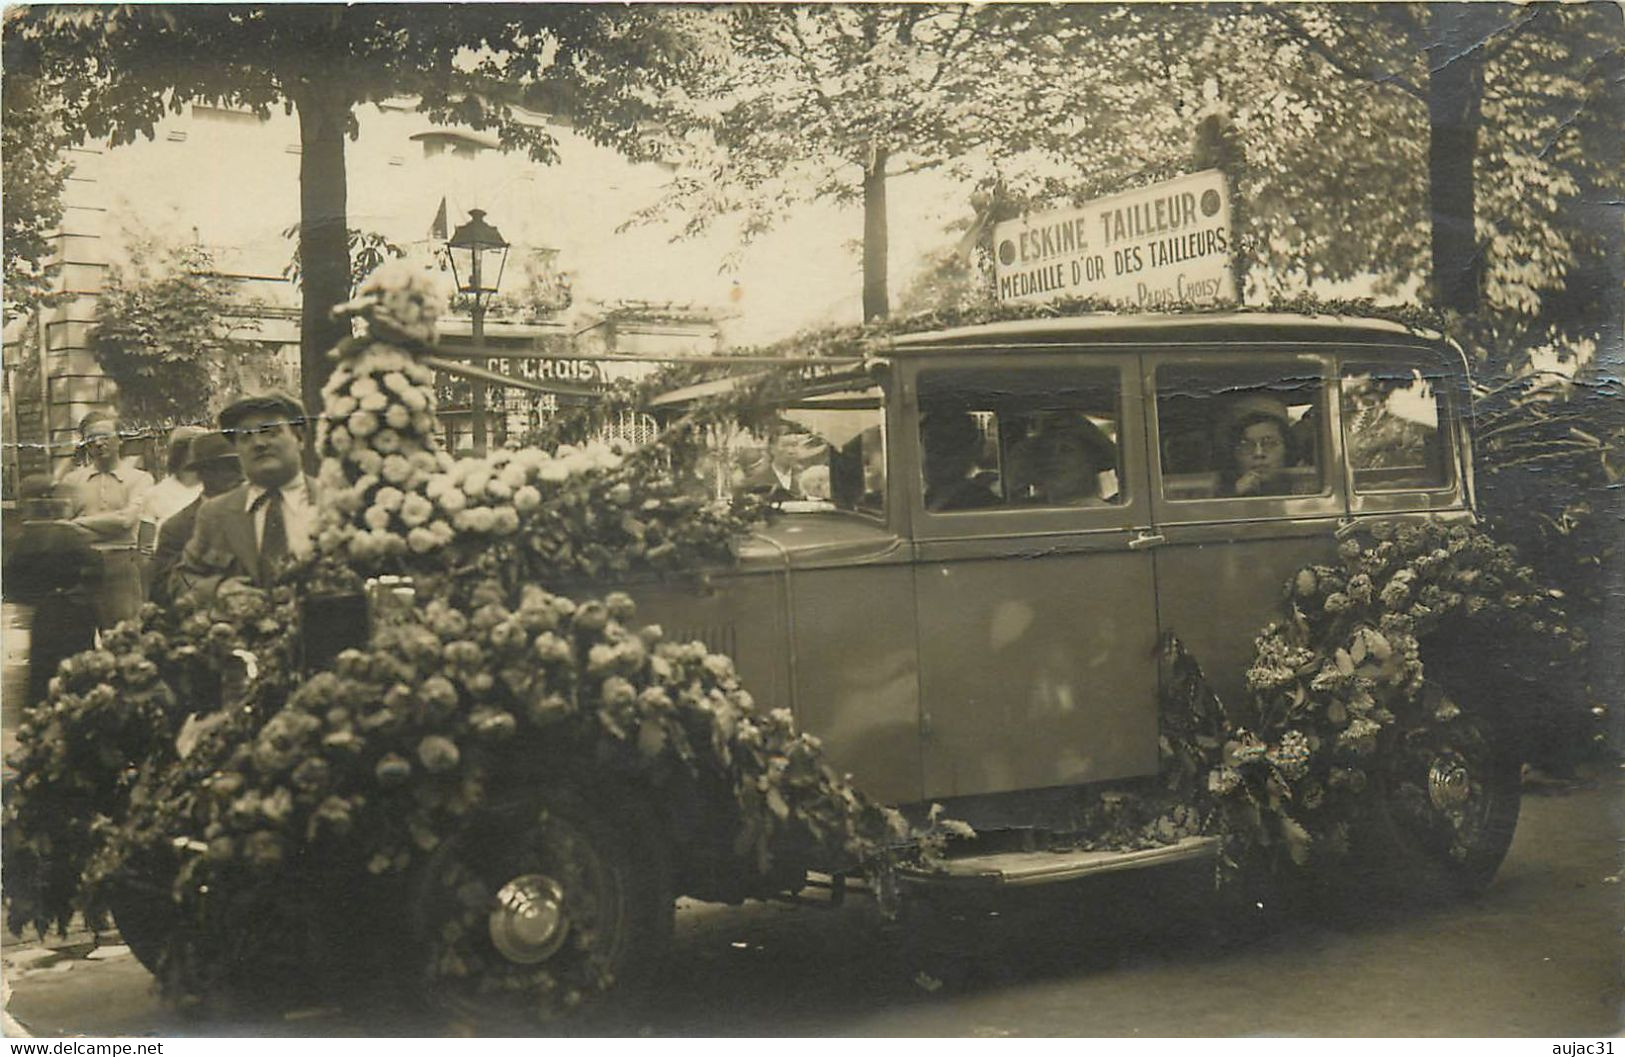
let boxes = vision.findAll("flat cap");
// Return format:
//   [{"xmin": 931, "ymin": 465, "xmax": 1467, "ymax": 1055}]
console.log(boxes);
[{"xmin": 218, "ymin": 391, "xmax": 308, "ymax": 434}]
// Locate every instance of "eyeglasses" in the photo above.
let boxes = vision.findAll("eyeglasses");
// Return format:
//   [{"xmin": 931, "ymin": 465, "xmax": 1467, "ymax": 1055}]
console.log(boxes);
[{"xmin": 1234, "ymin": 436, "xmax": 1284, "ymax": 454}]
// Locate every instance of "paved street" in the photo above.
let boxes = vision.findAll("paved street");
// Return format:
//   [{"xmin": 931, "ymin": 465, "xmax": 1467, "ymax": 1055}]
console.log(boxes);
[{"xmin": 4, "ymin": 760, "xmax": 1620, "ymax": 1037}]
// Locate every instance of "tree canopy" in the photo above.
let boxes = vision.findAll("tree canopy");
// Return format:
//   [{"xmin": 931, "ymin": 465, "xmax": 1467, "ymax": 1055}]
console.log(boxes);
[{"xmin": 2, "ymin": 3, "xmax": 681, "ymax": 419}]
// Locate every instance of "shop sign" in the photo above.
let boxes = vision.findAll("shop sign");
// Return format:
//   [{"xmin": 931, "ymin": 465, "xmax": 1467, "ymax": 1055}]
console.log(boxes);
[{"xmin": 993, "ymin": 169, "xmax": 1236, "ymax": 308}]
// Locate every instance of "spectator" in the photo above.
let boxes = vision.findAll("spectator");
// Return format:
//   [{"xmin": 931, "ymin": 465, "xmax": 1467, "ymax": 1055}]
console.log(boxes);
[
  {"xmin": 172, "ymin": 392, "xmax": 319, "ymax": 601},
  {"xmin": 60, "ymin": 410, "xmax": 153, "ymax": 628},
  {"xmin": 139, "ymin": 425, "xmax": 207, "ymax": 532},
  {"xmin": 2, "ymin": 476, "xmax": 100, "ymax": 705},
  {"xmin": 151, "ymin": 432, "xmax": 242, "ymax": 607}
]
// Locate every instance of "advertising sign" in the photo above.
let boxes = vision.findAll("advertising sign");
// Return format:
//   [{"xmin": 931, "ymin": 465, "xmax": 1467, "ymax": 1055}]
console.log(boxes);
[{"xmin": 992, "ymin": 169, "xmax": 1236, "ymax": 308}]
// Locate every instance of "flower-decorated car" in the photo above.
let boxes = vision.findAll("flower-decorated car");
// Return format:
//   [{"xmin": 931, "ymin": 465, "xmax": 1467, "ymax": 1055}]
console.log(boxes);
[{"xmin": 2, "ymin": 266, "xmax": 1583, "ymax": 1027}]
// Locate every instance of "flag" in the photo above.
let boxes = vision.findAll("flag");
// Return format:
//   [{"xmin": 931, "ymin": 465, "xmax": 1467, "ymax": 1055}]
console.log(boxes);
[{"xmin": 430, "ymin": 197, "xmax": 448, "ymax": 240}]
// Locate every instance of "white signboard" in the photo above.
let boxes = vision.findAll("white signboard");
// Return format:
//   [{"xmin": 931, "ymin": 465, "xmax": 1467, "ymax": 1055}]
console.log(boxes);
[{"xmin": 993, "ymin": 169, "xmax": 1236, "ymax": 308}]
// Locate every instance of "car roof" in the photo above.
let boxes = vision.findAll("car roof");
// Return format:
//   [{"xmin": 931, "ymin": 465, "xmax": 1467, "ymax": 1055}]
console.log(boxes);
[{"xmin": 883, "ymin": 311, "xmax": 1449, "ymax": 355}]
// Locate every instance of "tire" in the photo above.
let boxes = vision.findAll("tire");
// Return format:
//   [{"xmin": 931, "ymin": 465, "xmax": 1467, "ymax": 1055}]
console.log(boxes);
[
  {"xmin": 409, "ymin": 787, "xmax": 673, "ymax": 1029},
  {"xmin": 1367, "ymin": 688, "xmax": 1522, "ymax": 897},
  {"xmin": 104, "ymin": 876, "xmax": 177, "ymax": 977}
]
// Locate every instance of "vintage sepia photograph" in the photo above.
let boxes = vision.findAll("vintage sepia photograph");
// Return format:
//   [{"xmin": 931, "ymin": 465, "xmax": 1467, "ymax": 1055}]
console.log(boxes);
[{"xmin": 0, "ymin": 1, "xmax": 1620, "ymax": 1040}]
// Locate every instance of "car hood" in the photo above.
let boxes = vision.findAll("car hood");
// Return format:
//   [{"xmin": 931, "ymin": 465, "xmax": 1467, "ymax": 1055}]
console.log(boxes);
[{"xmin": 735, "ymin": 512, "xmax": 905, "ymax": 569}]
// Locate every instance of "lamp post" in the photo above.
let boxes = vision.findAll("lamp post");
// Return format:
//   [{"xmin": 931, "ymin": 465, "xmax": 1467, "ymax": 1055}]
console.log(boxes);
[{"xmin": 445, "ymin": 208, "xmax": 510, "ymax": 455}]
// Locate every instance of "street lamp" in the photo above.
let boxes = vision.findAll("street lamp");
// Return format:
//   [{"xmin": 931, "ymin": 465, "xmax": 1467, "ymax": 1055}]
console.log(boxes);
[{"xmin": 445, "ymin": 208, "xmax": 510, "ymax": 455}]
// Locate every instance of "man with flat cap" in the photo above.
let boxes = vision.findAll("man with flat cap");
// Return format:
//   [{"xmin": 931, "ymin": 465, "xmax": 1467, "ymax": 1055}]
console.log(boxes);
[
  {"xmin": 152, "ymin": 431, "xmax": 243, "ymax": 607},
  {"xmin": 172, "ymin": 392, "xmax": 320, "ymax": 603}
]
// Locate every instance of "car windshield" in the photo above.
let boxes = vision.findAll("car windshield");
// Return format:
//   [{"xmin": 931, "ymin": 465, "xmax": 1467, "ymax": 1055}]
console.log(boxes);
[{"xmin": 684, "ymin": 386, "xmax": 887, "ymax": 519}]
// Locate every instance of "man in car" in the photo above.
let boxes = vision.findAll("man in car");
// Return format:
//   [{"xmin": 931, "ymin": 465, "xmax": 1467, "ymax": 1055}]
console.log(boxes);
[
  {"xmin": 920, "ymin": 409, "xmax": 999, "ymax": 512},
  {"xmin": 171, "ymin": 392, "xmax": 320, "ymax": 602},
  {"xmin": 744, "ymin": 422, "xmax": 822, "ymax": 502}
]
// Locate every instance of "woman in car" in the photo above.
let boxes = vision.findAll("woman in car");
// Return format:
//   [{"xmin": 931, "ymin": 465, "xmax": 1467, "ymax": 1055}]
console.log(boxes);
[
  {"xmin": 1017, "ymin": 414, "xmax": 1117, "ymax": 505},
  {"xmin": 1221, "ymin": 394, "xmax": 1296, "ymax": 497}
]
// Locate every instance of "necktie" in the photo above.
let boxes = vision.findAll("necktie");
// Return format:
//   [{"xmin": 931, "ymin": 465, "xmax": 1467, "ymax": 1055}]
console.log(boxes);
[{"xmin": 257, "ymin": 488, "xmax": 288, "ymax": 585}]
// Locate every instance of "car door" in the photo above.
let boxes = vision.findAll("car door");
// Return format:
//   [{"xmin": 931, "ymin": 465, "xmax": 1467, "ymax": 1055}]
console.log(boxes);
[
  {"xmin": 1143, "ymin": 348, "xmax": 1347, "ymax": 715},
  {"xmin": 906, "ymin": 351, "xmax": 1161, "ymax": 802}
]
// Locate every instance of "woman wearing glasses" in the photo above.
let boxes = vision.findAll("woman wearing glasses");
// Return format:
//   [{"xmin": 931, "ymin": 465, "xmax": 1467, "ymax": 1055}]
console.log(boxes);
[{"xmin": 1220, "ymin": 394, "xmax": 1296, "ymax": 497}]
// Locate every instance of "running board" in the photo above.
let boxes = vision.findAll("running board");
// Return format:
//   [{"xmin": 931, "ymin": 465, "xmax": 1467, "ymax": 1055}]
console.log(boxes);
[{"xmin": 899, "ymin": 836, "xmax": 1220, "ymax": 889}]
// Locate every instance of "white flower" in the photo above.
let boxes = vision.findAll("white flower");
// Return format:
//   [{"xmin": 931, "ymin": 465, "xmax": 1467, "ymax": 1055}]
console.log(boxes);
[
  {"xmin": 486, "ymin": 478, "xmax": 513, "ymax": 502},
  {"xmin": 435, "ymin": 451, "xmax": 456, "ymax": 472},
  {"xmin": 410, "ymin": 451, "xmax": 439, "ymax": 473},
  {"xmin": 465, "ymin": 507, "xmax": 495, "ymax": 533},
  {"xmin": 347, "ymin": 410, "xmax": 379, "ymax": 438},
  {"xmin": 380, "ymin": 529, "xmax": 408, "ymax": 557},
  {"xmin": 437, "ymin": 488, "xmax": 468, "ymax": 514},
  {"xmin": 374, "ymin": 486, "xmax": 405, "ymax": 513},
  {"xmin": 411, "ymin": 411, "xmax": 436, "ymax": 435},
  {"xmin": 408, "ymin": 526, "xmax": 439, "ymax": 553},
  {"xmin": 334, "ymin": 484, "xmax": 365, "ymax": 514},
  {"xmin": 382, "ymin": 371, "xmax": 412, "ymax": 395},
  {"xmin": 329, "ymin": 395, "xmax": 359, "ymax": 418},
  {"xmin": 364, "ymin": 504, "xmax": 393, "ymax": 531},
  {"xmin": 348, "ymin": 532, "xmax": 380, "ymax": 560},
  {"xmin": 462, "ymin": 473, "xmax": 491, "ymax": 500},
  {"xmin": 539, "ymin": 460, "xmax": 570, "ymax": 483},
  {"xmin": 317, "ymin": 526, "xmax": 348, "ymax": 553},
  {"xmin": 513, "ymin": 485, "xmax": 541, "ymax": 512},
  {"xmin": 384, "ymin": 403, "xmax": 412, "ymax": 430},
  {"xmin": 371, "ymin": 429, "xmax": 402, "ymax": 454},
  {"xmin": 352, "ymin": 449, "xmax": 384, "ymax": 477},
  {"xmin": 318, "ymin": 459, "xmax": 348, "ymax": 491},
  {"xmin": 350, "ymin": 376, "xmax": 381, "ymax": 400},
  {"xmin": 491, "ymin": 507, "xmax": 520, "ymax": 535},
  {"xmin": 429, "ymin": 519, "xmax": 455, "ymax": 545},
  {"xmin": 408, "ymin": 363, "xmax": 437, "ymax": 387},
  {"xmin": 359, "ymin": 390, "xmax": 389, "ymax": 413},
  {"xmin": 401, "ymin": 493, "xmax": 435, "ymax": 527},
  {"xmin": 326, "ymin": 425, "xmax": 354, "ymax": 454},
  {"xmin": 425, "ymin": 474, "xmax": 451, "ymax": 500},
  {"xmin": 498, "ymin": 463, "xmax": 528, "ymax": 490},
  {"xmin": 381, "ymin": 454, "xmax": 412, "ymax": 484}
]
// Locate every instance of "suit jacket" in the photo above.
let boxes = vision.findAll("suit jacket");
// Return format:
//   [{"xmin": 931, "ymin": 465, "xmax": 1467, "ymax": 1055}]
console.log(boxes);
[
  {"xmin": 742, "ymin": 461, "xmax": 805, "ymax": 503},
  {"xmin": 149, "ymin": 495, "xmax": 204, "ymax": 607},
  {"xmin": 169, "ymin": 475, "xmax": 320, "ymax": 603}
]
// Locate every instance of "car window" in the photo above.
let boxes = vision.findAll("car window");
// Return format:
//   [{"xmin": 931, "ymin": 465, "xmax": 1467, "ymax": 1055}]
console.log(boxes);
[
  {"xmin": 710, "ymin": 388, "xmax": 888, "ymax": 518},
  {"xmin": 1342, "ymin": 365, "xmax": 1452, "ymax": 491},
  {"xmin": 917, "ymin": 367, "xmax": 1124, "ymax": 512},
  {"xmin": 1155, "ymin": 363, "xmax": 1327, "ymax": 500}
]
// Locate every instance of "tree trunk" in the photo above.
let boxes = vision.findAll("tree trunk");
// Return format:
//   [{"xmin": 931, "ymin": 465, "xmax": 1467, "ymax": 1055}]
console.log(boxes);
[
  {"xmin": 1426, "ymin": 4, "xmax": 1495, "ymax": 315},
  {"xmin": 293, "ymin": 85, "xmax": 351, "ymax": 446},
  {"xmin": 862, "ymin": 147, "xmax": 889, "ymax": 322}
]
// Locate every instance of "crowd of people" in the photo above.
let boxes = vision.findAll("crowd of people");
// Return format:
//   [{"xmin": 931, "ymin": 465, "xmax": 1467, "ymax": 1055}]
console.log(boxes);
[{"xmin": 2, "ymin": 391, "xmax": 316, "ymax": 708}]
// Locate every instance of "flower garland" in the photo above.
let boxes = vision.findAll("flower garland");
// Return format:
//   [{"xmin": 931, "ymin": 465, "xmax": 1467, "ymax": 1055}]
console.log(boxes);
[
  {"xmin": 1203, "ymin": 520, "xmax": 1584, "ymax": 873},
  {"xmin": 2, "ymin": 262, "xmax": 906, "ymax": 1019}
]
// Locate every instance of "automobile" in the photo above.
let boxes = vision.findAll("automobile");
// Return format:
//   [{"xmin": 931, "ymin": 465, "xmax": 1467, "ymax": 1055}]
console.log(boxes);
[{"xmin": 107, "ymin": 310, "xmax": 1522, "ymax": 1020}]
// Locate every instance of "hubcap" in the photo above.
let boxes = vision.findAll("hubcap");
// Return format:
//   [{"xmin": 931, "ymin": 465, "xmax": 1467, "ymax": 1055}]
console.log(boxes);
[
  {"xmin": 1427, "ymin": 755, "xmax": 1473, "ymax": 812},
  {"xmin": 489, "ymin": 874, "xmax": 568, "ymax": 964}
]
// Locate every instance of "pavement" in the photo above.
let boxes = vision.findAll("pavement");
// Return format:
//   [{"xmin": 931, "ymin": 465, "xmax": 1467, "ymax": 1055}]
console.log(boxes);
[{"xmin": 2, "ymin": 766, "xmax": 1620, "ymax": 1038}]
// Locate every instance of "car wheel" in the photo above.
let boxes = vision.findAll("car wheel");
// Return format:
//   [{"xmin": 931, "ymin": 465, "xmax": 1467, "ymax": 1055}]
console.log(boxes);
[
  {"xmin": 1369, "ymin": 688, "xmax": 1522, "ymax": 897},
  {"xmin": 104, "ymin": 874, "xmax": 177, "ymax": 976},
  {"xmin": 410, "ymin": 789, "xmax": 673, "ymax": 1029}
]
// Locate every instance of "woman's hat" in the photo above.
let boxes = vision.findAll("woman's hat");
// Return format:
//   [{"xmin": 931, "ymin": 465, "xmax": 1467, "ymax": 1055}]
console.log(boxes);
[
  {"xmin": 1219, "ymin": 393, "xmax": 1291, "ymax": 443},
  {"xmin": 184, "ymin": 431, "xmax": 239, "ymax": 469}
]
